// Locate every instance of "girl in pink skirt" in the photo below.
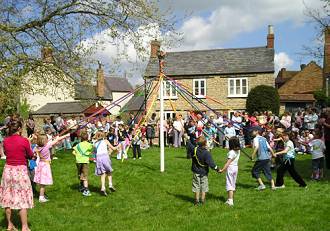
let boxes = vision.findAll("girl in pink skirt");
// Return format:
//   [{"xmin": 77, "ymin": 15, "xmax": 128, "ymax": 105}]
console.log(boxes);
[
  {"xmin": 219, "ymin": 137, "xmax": 240, "ymax": 206},
  {"xmin": 34, "ymin": 134, "xmax": 69, "ymax": 203}
]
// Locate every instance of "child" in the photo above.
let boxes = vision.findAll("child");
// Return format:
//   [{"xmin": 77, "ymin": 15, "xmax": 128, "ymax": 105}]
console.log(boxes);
[
  {"xmin": 167, "ymin": 124, "xmax": 174, "ymax": 147},
  {"xmin": 251, "ymin": 129, "xmax": 276, "ymax": 190},
  {"xmin": 94, "ymin": 131, "xmax": 117, "ymax": 196},
  {"xmin": 140, "ymin": 136, "xmax": 149, "ymax": 150},
  {"xmin": 224, "ymin": 123, "xmax": 236, "ymax": 149},
  {"xmin": 274, "ymin": 132, "xmax": 307, "ymax": 188},
  {"xmin": 117, "ymin": 124, "xmax": 129, "ymax": 160},
  {"xmin": 34, "ymin": 134, "xmax": 68, "ymax": 202},
  {"xmin": 301, "ymin": 131, "xmax": 325, "ymax": 180},
  {"xmin": 28, "ymin": 133, "xmax": 38, "ymax": 195},
  {"xmin": 72, "ymin": 131, "xmax": 94, "ymax": 196},
  {"xmin": 238, "ymin": 128, "xmax": 245, "ymax": 149},
  {"xmin": 219, "ymin": 137, "xmax": 240, "ymax": 206},
  {"xmin": 186, "ymin": 136, "xmax": 220, "ymax": 205},
  {"xmin": 132, "ymin": 129, "xmax": 142, "ymax": 160},
  {"xmin": 204, "ymin": 123, "xmax": 216, "ymax": 151}
]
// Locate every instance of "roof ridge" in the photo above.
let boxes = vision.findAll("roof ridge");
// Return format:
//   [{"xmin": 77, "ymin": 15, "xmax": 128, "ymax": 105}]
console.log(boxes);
[{"xmin": 165, "ymin": 46, "xmax": 270, "ymax": 54}]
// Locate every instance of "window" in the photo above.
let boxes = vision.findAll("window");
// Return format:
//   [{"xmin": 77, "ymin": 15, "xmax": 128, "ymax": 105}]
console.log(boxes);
[
  {"xmin": 228, "ymin": 78, "xmax": 248, "ymax": 97},
  {"xmin": 164, "ymin": 111, "xmax": 176, "ymax": 120},
  {"xmin": 193, "ymin": 79, "xmax": 206, "ymax": 98},
  {"xmin": 162, "ymin": 81, "xmax": 177, "ymax": 99}
]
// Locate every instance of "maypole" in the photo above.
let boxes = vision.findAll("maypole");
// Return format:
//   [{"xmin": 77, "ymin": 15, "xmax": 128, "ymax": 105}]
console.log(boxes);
[{"xmin": 158, "ymin": 50, "xmax": 166, "ymax": 172}]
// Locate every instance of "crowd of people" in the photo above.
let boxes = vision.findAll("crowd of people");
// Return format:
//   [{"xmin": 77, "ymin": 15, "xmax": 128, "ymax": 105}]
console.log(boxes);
[{"xmin": 0, "ymin": 107, "xmax": 329, "ymax": 229}]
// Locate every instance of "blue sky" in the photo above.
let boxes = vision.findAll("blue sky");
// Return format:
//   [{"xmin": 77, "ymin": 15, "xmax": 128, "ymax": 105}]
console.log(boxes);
[{"xmin": 90, "ymin": 0, "xmax": 325, "ymax": 83}]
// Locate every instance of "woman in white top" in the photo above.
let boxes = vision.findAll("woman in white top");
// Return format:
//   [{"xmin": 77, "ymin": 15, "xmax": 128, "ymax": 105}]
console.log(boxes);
[{"xmin": 173, "ymin": 114, "xmax": 185, "ymax": 148}]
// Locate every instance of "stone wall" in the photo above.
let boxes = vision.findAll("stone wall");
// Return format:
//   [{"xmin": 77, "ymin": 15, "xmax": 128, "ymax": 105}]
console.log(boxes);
[{"xmin": 148, "ymin": 73, "xmax": 274, "ymax": 114}]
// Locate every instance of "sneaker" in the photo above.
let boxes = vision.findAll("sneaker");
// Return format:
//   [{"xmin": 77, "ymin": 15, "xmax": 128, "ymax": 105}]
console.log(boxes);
[
  {"xmin": 100, "ymin": 190, "xmax": 107, "ymax": 196},
  {"xmin": 82, "ymin": 190, "xmax": 92, "ymax": 197},
  {"xmin": 225, "ymin": 200, "xmax": 234, "ymax": 206},
  {"xmin": 39, "ymin": 197, "xmax": 49, "ymax": 203},
  {"xmin": 139, "ymin": 157, "xmax": 142, "ymax": 160},
  {"xmin": 256, "ymin": 184, "xmax": 266, "ymax": 190},
  {"xmin": 109, "ymin": 187, "xmax": 116, "ymax": 192},
  {"xmin": 275, "ymin": 185, "xmax": 285, "ymax": 189},
  {"xmin": 53, "ymin": 157, "xmax": 58, "ymax": 160},
  {"xmin": 133, "ymin": 158, "xmax": 136, "ymax": 160},
  {"xmin": 271, "ymin": 186, "xmax": 276, "ymax": 190},
  {"xmin": 194, "ymin": 200, "xmax": 200, "ymax": 206}
]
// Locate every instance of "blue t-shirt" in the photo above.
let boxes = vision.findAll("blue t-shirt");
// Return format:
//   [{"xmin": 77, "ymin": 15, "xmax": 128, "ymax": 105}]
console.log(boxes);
[{"xmin": 253, "ymin": 136, "xmax": 271, "ymax": 160}]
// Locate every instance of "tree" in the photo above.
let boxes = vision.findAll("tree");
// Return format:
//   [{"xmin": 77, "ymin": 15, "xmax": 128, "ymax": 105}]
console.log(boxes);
[
  {"xmin": 302, "ymin": 0, "xmax": 330, "ymax": 61},
  {"xmin": 0, "ymin": 0, "xmax": 175, "ymax": 115},
  {"xmin": 246, "ymin": 85, "xmax": 280, "ymax": 115}
]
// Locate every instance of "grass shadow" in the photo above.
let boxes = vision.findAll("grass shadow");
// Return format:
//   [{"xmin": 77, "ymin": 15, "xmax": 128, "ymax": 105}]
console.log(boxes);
[
  {"xmin": 166, "ymin": 191, "xmax": 193, "ymax": 203},
  {"xmin": 207, "ymin": 193, "xmax": 226, "ymax": 202},
  {"xmin": 236, "ymin": 182, "xmax": 255, "ymax": 189},
  {"xmin": 128, "ymin": 162, "xmax": 157, "ymax": 171},
  {"xmin": 0, "ymin": 211, "xmax": 31, "ymax": 230}
]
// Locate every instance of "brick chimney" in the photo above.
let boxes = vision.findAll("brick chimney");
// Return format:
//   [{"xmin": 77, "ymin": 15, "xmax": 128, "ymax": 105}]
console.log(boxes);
[
  {"xmin": 150, "ymin": 39, "xmax": 160, "ymax": 58},
  {"xmin": 96, "ymin": 61, "xmax": 105, "ymax": 98},
  {"xmin": 267, "ymin": 25, "xmax": 274, "ymax": 49},
  {"xmin": 279, "ymin": 67, "xmax": 286, "ymax": 79},
  {"xmin": 41, "ymin": 46, "xmax": 54, "ymax": 63}
]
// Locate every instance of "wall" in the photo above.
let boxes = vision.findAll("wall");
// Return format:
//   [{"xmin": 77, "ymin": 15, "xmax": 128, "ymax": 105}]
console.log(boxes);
[
  {"xmin": 148, "ymin": 73, "xmax": 274, "ymax": 114},
  {"xmin": 22, "ymin": 68, "xmax": 75, "ymax": 111},
  {"xmin": 104, "ymin": 92, "xmax": 133, "ymax": 115}
]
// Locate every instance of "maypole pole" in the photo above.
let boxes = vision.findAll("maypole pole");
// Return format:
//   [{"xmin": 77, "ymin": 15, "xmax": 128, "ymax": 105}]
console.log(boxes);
[{"xmin": 158, "ymin": 50, "xmax": 166, "ymax": 172}]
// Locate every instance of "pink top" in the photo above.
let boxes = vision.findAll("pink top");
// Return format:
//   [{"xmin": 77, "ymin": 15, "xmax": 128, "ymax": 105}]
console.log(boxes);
[
  {"xmin": 37, "ymin": 142, "xmax": 53, "ymax": 161},
  {"xmin": 3, "ymin": 134, "xmax": 33, "ymax": 166}
]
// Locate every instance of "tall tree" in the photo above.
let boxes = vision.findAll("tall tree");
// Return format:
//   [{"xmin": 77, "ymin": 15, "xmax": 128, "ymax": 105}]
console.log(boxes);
[{"xmin": 0, "ymin": 0, "xmax": 174, "ymax": 114}]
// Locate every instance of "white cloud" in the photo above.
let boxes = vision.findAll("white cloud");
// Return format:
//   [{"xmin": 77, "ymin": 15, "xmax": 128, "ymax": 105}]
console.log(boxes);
[
  {"xmin": 82, "ymin": 0, "xmax": 324, "ymax": 84},
  {"xmin": 174, "ymin": 0, "xmax": 324, "ymax": 51},
  {"xmin": 274, "ymin": 52, "xmax": 294, "ymax": 74}
]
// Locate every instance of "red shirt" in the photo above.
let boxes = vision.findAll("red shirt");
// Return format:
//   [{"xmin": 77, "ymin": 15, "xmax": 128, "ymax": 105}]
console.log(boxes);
[{"xmin": 3, "ymin": 134, "xmax": 33, "ymax": 166}]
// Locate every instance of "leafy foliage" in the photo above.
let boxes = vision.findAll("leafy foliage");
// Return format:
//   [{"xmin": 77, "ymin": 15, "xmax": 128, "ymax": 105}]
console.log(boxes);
[{"xmin": 246, "ymin": 85, "xmax": 280, "ymax": 114}]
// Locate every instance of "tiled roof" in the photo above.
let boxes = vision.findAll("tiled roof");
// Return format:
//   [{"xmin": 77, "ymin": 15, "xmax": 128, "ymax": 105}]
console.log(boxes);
[
  {"xmin": 33, "ymin": 101, "xmax": 92, "ymax": 115},
  {"xmin": 75, "ymin": 76, "xmax": 132, "ymax": 100},
  {"xmin": 278, "ymin": 61, "xmax": 323, "ymax": 96},
  {"xmin": 280, "ymin": 94, "xmax": 315, "ymax": 102},
  {"xmin": 122, "ymin": 95, "xmax": 145, "ymax": 111},
  {"xmin": 145, "ymin": 46, "xmax": 274, "ymax": 77}
]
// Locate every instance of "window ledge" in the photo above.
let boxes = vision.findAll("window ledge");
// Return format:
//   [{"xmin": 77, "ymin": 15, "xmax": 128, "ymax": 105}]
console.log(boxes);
[
  {"xmin": 193, "ymin": 95, "xmax": 206, "ymax": 99},
  {"xmin": 227, "ymin": 95, "xmax": 248, "ymax": 98}
]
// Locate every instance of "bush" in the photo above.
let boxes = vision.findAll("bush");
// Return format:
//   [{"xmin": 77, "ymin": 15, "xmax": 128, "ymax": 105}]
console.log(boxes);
[{"xmin": 246, "ymin": 85, "xmax": 280, "ymax": 115}]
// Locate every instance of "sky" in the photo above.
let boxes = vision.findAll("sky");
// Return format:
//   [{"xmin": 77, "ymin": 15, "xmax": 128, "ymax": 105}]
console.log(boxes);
[{"xmin": 87, "ymin": 0, "xmax": 326, "ymax": 84}]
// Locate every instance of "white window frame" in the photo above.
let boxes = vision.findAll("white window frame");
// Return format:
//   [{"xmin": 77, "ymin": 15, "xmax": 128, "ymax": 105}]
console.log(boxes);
[
  {"xmin": 227, "ymin": 78, "xmax": 248, "ymax": 97},
  {"xmin": 162, "ymin": 81, "xmax": 178, "ymax": 99},
  {"xmin": 163, "ymin": 111, "xmax": 176, "ymax": 120},
  {"xmin": 193, "ymin": 79, "xmax": 206, "ymax": 98}
]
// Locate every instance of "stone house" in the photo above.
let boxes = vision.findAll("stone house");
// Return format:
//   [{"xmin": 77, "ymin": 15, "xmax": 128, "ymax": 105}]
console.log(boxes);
[
  {"xmin": 26, "ymin": 47, "xmax": 133, "ymax": 116},
  {"xmin": 144, "ymin": 26, "xmax": 275, "ymax": 119}
]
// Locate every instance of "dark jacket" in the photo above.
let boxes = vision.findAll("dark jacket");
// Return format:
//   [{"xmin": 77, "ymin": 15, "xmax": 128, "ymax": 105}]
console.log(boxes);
[{"xmin": 186, "ymin": 141, "xmax": 218, "ymax": 176}]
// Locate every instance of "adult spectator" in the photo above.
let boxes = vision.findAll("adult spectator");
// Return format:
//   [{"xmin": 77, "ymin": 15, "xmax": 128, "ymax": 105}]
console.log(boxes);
[
  {"xmin": 26, "ymin": 114, "xmax": 35, "ymax": 137},
  {"xmin": 0, "ymin": 120, "xmax": 34, "ymax": 231},
  {"xmin": 322, "ymin": 110, "xmax": 330, "ymax": 169},
  {"xmin": 280, "ymin": 111, "xmax": 291, "ymax": 129},
  {"xmin": 173, "ymin": 114, "xmax": 185, "ymax": 148},
  {"xmin": 147, "ymin": 113, "xmax": 157, "ymax": 147},
  {"xmin": 231, "ymin": 111, "xmax": 242, "ymax": 135}
]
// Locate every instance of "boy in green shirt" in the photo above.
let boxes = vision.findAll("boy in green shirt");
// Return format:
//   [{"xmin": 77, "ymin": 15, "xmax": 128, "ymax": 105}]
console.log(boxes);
[{"xmin": 72, "ymin": 131, "xmax": 94, "ymax": 196}]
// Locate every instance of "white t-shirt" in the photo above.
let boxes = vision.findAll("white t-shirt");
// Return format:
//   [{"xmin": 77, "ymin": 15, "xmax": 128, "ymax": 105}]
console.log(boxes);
[
  {"xmin": 224, "ymin": 127, "xmax": 236, "ymax": 138},
  {"xmin": 227, "ymin": 150, "xmax": 240, "ymax": 166},
  {"xmin": 94, "ymin": 140, "xmax": 108, "ymax": 155},
  {"xmin": 308, "ymin": 139, "xmax": 325, "ymax": 159}
]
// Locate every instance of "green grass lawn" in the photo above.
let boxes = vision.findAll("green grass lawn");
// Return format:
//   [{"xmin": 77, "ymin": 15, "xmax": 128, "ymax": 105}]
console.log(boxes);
[{"xmin": 0, "ymin": 147, "xmax": 329, "ymax": 231}]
